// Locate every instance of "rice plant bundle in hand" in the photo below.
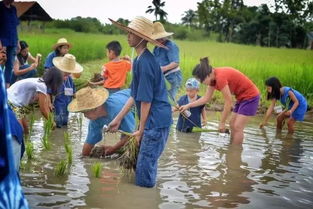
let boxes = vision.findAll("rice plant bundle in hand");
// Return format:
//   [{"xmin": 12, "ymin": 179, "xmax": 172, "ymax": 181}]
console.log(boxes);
[{"xmin": 118, "ymin": 136, "xmax": 139, "ymax": 176}]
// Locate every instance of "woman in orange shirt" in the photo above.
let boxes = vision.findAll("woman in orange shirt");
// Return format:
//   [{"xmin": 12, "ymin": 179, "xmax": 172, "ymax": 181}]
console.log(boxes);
[{"xmin": 179, "ymin": 57, "xmax": 260, "ymax": 144}]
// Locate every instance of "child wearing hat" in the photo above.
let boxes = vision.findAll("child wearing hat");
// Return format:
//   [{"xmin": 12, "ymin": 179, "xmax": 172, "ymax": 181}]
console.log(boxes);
[
  {"xmin": 152, "ymin": 22, "xmax": 182, "ymax": 100},
  {"xmin": 179, "ymin": 57, "xmax": 260, "ymax": 144},
  {"xmin": 68, "ymin": 87, "xmax": 135, "ymax": 156},
  {"xmin": 107, "ymin": 16, "xmax": 172, "ymax": 188},
  {"xmin": 51, "ymin": 54, "xmax": 83, "ymax": 128},
  {"xmin": 174, "ymin": 78, "xmax": 207, "ymax": 133}
]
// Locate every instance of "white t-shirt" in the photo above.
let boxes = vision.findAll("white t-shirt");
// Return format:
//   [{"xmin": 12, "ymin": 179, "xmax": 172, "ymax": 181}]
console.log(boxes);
[{"xmin": 8, "ymin": 78, "xmax": 47, "ymax": 106}]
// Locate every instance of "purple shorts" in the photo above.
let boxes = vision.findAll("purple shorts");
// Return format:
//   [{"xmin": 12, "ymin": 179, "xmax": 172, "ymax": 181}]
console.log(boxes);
[{"xmin": 233, "ymin": 95, "xmax": 260, "ymax": 116}]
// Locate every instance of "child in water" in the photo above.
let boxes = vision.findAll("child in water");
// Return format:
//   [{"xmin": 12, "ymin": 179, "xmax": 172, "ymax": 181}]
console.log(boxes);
[
  {"xmin": 174, "ymin": 78, "xmax": 207, "ymax": 132},
  {"xmin": 259, "ymin": 77, "xmax": 307, "ymax": 133}
]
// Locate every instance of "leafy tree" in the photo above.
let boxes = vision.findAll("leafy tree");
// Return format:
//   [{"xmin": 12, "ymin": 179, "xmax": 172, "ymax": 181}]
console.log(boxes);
[
  {"xmin": 181, "ymin": 9, "xmax": 197, "ymax": 30},
  {"xmin": 146, "ymin": 0, "xmax": 168, "ymax": 22}
]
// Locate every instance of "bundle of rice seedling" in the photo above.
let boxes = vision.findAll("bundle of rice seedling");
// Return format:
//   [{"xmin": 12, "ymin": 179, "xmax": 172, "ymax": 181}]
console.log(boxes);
[
  {"xmin": 118, "ymin": 135, "xmax": 139, "ymax": 176},
  {"xmin": 192, "ymin": 127, "xmax": 230, "ymax": 134},
  {"xmin": 91, "ymin": 162, "xmax": 103, "ymax": 178},
  {"xmin": 54, "ymin": 159, "xmax": 67, "ymax": 176}
]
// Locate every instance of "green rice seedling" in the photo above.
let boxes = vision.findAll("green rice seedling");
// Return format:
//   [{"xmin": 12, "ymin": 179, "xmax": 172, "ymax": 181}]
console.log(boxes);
[
  {"xmin": 26, "ymin": 113, "xmax": 35, "ymax": 141},
  {"xmin": 118, "ymin": 136, "xmax": 139, "ymax": 176},
  {"xmin": 25, "ymin": 140, "xmax": 34, "ymax": 160},
  {"xmin": 64, "ymin": 132, "xmax": 73, "ymax": 165},
  {"xmin": 91, "ymin": 162, "xmax": 103, "ymax": 178},
  {"xmin": 54, "ymin": 159, "xmax": 67, "ymax": 176},
  {"xmin": 42, "ymin": 113, "xmax": 54, "ymax": 150}
]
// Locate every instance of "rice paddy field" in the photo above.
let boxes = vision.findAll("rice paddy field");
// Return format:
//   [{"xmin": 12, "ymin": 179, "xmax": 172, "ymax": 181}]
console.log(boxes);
[{"xmin": 20, "ymin": 31, "xmax": 313, "ymax": 107}]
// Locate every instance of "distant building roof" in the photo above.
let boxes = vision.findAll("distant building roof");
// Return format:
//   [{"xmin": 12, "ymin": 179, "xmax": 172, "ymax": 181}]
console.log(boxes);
[{"xmin": 12, "ymin": 1, "xmax": 52, "ymax": 21}]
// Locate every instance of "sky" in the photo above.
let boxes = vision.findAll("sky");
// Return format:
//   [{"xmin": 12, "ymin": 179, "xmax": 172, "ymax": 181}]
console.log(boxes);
[{"xmin": 22, "ymin": 0, "xmax": 275, "ymax": 24}]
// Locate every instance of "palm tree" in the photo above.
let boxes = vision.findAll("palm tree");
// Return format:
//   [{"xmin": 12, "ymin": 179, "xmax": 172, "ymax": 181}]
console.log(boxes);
[
  {"xmin": 181, "ymin": 9, "xmax": 197, "ymax": 30},
  {"xmin": 146, "ymin": 0, "xmax": 168, "ymax": 22}
]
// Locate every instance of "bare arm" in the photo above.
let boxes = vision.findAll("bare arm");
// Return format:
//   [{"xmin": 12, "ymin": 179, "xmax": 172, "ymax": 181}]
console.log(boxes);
[
  {"xmin": 260, "ymin": 99, "xmax": 276, "ymax": 128},
  {"xmin": 38, "ymin": 93, "xmax": 50, "ymax": 119},
  {"xmin": 161, "ymin": 62, "xmax": 179, "ymax": 73},
  {"xmin": 287, "ymin": 91, "xmax": 299, "ymax": 115},
  {"xmin": 13, "ymin": 60, "xmax": 37, "ymax": 76},
  {"xmin": 108, "ymin": 97, "xmax": 135, "ymax": 132},
  {"xmin": 179, "ymin": 86, "xmax": 215, "ymax": 112},
  {"xmin": 219, "ymin": 85, "xmax": 232, "ymax": 130}
]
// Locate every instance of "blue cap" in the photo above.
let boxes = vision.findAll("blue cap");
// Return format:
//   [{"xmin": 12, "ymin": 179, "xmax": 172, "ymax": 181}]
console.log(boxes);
[{"xmin": 185, "ymin": 78, "xmax": 200, "ymax": 89}]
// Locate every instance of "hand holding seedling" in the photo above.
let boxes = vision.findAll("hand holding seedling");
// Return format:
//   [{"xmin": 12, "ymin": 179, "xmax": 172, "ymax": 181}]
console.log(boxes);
[
  {"xmin": 107, "ymin": 119, "xmax": 121, "ymax": 132},
  {"xmin": 132, "ymin": 130, "xmax": 143, "ymax": 145}
]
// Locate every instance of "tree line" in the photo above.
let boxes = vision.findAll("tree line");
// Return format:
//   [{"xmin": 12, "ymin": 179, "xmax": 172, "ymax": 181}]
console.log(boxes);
[{"xmin": 45, "ymin": 0, "xmax": 313, "ymax": 48}]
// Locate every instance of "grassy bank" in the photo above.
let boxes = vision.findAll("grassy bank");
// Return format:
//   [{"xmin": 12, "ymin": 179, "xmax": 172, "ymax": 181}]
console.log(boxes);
[{"xmin": 20, "ymin": 31, "xmax": 313, "ymax": 107}]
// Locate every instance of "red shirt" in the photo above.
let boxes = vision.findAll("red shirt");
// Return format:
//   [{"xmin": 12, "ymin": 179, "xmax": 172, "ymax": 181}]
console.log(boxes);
[
  {"xmin": 212, "ymin": 67, "xmax": 259, "ymax": 101},
  {"xmin": 103, "ymin": 60, "xmax": 131, "ymax": 88}
]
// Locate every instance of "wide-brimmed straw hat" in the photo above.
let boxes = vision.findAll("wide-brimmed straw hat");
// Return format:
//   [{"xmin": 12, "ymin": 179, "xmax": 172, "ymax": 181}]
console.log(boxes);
[
  {"xmin": 68, "ymin": 87, "xmax": 109, "ymax": 112},
  {"xmin": 53, "ymin": 54, "xmax": 83, "ymax": 74},
  {"xmin": 52, "ymin": 38, "xmax": 72, "ymax": 50},
  {"xmin": 152, "ymin": 22, "xmax": 174, "ymax": 40},
  {"xmin": 109, "ymin": 16, "xmax": 167, "ymax": 49}
]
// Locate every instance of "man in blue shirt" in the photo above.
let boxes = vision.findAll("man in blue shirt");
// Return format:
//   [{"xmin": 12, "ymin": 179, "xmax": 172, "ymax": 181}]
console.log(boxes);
[
  {"xmin": 0, "ymin": 0, "xmax": 20, "ymax": 87},
  {"xmin": 108, "ymin": 17, "xmax": 172, "ymax": 188},
  {"xmin": 152, "ymin": 22, "xmax": 182, "ymax": 101},
  {"xmin": 68, "ymin": 87, "xmax": 135, "ymax": 156}
]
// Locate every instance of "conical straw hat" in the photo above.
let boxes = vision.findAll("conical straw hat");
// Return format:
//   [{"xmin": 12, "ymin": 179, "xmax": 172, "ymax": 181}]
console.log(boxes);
[
  {"xmin": 68, "ymin": 87, "xmax": 109, "ymax": 112},
  {"xmin": 152, "ymin": 22, "xmax": 174, "ymax": 40},
  {"xmin": 53, "ymin": 54, "xmax": 83, "ymax": 74},
  {"xmin": 52, "ymin": 38, "xmax": 72, "ymax": 50},
  {"xmin": 109, "ymin": 16, "xmax": 168, "ymax": 49}
]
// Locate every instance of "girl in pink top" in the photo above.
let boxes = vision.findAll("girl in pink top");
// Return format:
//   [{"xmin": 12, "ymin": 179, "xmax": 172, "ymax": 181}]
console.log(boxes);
[{"xmin": 180, "ymin": 57, "xmax": 260, "ymax": 144}]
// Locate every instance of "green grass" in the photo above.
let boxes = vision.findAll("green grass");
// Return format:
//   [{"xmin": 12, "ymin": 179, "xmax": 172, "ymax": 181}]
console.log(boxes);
[
  {"xmin": 91, "ymin": 162, "xmax": 103, "ymax": 178},
  {"xmin": 54, "ymin": 159, "xmax": 67, "ymax": 176},
  {"xmin": 20, "ymin": 31, "xmax": 313, "ymax": 106},
  {"xmin": 25, "ymin": 140, "xmax": 34, "ymax": 160}
]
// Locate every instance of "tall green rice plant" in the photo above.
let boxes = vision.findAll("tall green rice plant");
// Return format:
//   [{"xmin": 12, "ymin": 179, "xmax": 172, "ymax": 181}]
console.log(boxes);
[
  {"xmin": 64, "ymin": 132, "xmax": 73, "ymax": 165},
  {"xmin": 42, "ymin": 113, "xmax": 54, "ymax": 150},
  {"xmin": 25, "ymin": 140, "xmax": 34, "ymax": 160}
]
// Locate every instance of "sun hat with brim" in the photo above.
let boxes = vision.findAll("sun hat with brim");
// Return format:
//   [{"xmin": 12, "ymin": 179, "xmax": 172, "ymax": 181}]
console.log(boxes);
[
  {"xmin": 52, "ymin": 38, "xmax": 72, "ymax": 50},
  {"xmin": 152, "ymin": 22, "xmax": 174, "ymax": 40},
  {"xmin": 53, "ymin": 54, "xmax": 83, "ymax": 74},
  {"xmin": 68, "ymin": 87, "xmax": 109, "ymax": 112},
  {"xmin": 109, "ymin": 17, "xmax": 168, "ymax": 49}
]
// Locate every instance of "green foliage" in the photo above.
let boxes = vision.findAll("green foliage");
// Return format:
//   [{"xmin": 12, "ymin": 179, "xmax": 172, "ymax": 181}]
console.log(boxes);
[
  {"xmin": 42, "ymin": 113, "xmax": 54, "ymax": 150},
  {"xmin": 146, "ymin": 0, "xmax": 168, "ymax": 22},
  {"xmin": 91, "ymin": 162, "xmax": 103, "ymax": 178},
  {"xmin": 25, "ymin": 141, "xmax": 34, "ymax": 160},
  {"xmin": 64, "ymin": 132, "xmax": 73, "ymax": 165},
  {"xmin": 54, "ymin": 160, "xmax": 67, "ymax": 176}
]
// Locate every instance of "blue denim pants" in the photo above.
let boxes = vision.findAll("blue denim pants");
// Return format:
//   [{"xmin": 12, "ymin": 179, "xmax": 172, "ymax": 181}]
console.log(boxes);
[
  {"xmin": 54, "ymin": 104, "xmax": 69, "ymax": 128},
  {"xmin": 10, "ymin": 64, "xmax": 37, "ymax": 85},
  {"xmin": 135, "ymin": 127, "xmax": 170, "ymax": 188},
  {"xmin": 165, "ymin": 70, "xmax": 182, "ymax": 100},
  {"xmin": 4, "ymin": 46, "xmax": 17, "ymax": 85}
]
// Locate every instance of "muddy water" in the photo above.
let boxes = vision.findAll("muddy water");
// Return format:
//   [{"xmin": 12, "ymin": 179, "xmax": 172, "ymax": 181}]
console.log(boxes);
[{"xmin": 20, "ymin": 112, "xmax": 313, "ymax": 209}]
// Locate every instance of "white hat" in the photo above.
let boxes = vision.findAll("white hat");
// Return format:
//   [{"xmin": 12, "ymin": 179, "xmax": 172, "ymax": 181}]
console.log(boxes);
[
  {"xmin": 152, "ymin": 22, "xmax": 174, "ymax": 40},
  {"xmin": 53, "ymin": 54, "xmax": 83, "ymax": 74}
]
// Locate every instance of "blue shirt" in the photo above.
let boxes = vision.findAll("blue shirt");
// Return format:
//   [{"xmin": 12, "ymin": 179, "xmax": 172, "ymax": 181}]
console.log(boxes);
[
  {"xmin": 153, "ymin": 40, "xmax": 180, "ymax": 67},
  {"xmin": 44, "ymin": 51, "xmax": 57, "ymax": 69},
  {"xmin": 85, "ymin": 89, "xmax": 135, "ymax": 145},
  {"xmin": 280, "ymin": 87, "xmax": 307, "ymax": 121},
  {"xmin": 0, "ymin": 66, "xmax": 24, "ymax": 156},
  {"xmin": 130, "ymin": 49, "xmax": 172, "ymax": 129},
  {"xmin": 176, "ymin": 95, "xmax": 204, "ymax": 132},
  {"xmin": 0, "ymin": 2, "xmax": 19, "ymax": 47}
]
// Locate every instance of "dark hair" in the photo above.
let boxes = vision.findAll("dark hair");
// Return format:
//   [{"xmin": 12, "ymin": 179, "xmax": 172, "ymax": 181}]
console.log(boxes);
[
  {"xmin": 265, "ymin": 77, "xmax": 282, "ymax": 100},
  {"xmin": 106, "ymin": 41, "xmax": 122, "ymax": 56},
  {"xmin": 41, "ymin": 67, "xmax": 64, "ymax": 95},
  {"xmin": 192, "ymin": 57, "xmax": 213, "ymax": 83},
  {"xmin": 19, "ymin": 40, "xmax": 28, "ymax": 51}
]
